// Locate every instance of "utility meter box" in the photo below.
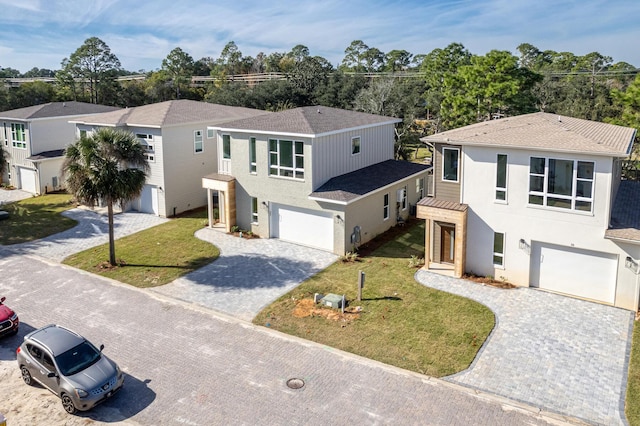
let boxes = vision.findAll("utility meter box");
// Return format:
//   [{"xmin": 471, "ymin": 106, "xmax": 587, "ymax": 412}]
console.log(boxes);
[{"xmin": 320, "ymin": 293, "xmax": 344, "ymax": 309}]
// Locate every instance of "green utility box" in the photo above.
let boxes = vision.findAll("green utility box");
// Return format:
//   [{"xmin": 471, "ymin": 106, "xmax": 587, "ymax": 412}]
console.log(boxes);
[{"xmin": 320, "ymin": 293, "xmax": 344, "ymax": 309}]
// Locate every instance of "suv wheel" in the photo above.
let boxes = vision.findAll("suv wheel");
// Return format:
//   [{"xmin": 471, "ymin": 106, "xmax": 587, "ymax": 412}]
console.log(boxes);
[
  {"xmin": 61, "ymin": 393, "xmax": 77, "ymax": 414},
  {"xmin": 20, "ymin": 366, "xmax": 33, "ymax": 386}
]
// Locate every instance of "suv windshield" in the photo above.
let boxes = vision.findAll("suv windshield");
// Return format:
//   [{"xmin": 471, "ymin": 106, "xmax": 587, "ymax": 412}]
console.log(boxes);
[{"xmin": 54, "ymin": 341, "xmax": 101, "ymax": 376}]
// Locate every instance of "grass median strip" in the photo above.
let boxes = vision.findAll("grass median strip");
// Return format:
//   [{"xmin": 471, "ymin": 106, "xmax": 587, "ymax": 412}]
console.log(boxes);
[
  {"xmin": 253, "ymin": 221, "xmax": 495, "ymax": 378},
  {"xmin": 63, "ymin": 209, "xmax": 219, "ymax": 288}
]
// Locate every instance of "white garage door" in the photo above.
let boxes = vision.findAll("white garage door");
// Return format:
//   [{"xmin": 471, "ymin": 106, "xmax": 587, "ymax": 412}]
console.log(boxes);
[
  {"xmin": 270, "ymin": 204, "xmax": 334, "ymax": 252},
  {"xmin": 530, "ymin": 243, "xmax": 617, "ymax": 304},
  {"xmin": 18, "ymin": 167, "xmax": 37, "ymax": 194},
  {"xmin": 137, "ymin": 185, "xmax": 159, "ymax": 215}
]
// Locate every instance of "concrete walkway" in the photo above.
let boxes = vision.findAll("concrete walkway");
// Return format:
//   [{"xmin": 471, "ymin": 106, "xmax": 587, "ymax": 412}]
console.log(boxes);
[
  {"xmin": 151, "ymin": 228, "xmax": 339, "ymax": 321},
  {"xmin": 0, "ymin": 188, "xmax": 32, "ymax": 205},
  {"xmin": 415, "ymin": 269, "xmax": 633, "ymax": 425}
]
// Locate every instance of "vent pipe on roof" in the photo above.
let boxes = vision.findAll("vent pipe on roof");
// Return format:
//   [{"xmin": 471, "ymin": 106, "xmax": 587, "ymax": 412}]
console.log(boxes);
[{"xmin": 557, "ymin": 116, "xmax": 562, "ymax": 122}]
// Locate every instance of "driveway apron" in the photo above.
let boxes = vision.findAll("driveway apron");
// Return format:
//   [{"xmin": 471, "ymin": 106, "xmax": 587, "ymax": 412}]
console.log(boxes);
[
  {"xmin": 4, "ymin": 208, "xmax": 168, "ymax": 262},
  {"xmin": 415, "ymin": 269, "xmax": 633, "ymax": 426},
  {"xmin": 151, "ymin": 228, "xmax": 339, "ymax": 321}
]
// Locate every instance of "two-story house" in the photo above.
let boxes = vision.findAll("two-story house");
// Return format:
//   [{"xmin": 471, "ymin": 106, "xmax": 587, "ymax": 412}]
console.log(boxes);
[
  {"xmin": 417, "ymin": 112, "xmax": 640, "ymax": 311},
  {"xmin": 0, "ymin": 102, "xmax": 120, "ymax": 194},
  {"xmin": 71, "ymin": 100, "xmax": 268, "ymax": 217},
  {"xmin": 202, "ymin": 105, "xmax": 431, "ymax": 255}
]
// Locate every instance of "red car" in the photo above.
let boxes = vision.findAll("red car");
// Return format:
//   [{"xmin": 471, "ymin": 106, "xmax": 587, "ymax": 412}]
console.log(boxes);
[{"xmin": 0, "ymin": 296, "xmax": 19, "ymax": 338}]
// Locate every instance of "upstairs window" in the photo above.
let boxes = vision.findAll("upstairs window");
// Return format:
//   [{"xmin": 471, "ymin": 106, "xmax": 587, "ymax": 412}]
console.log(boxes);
[
  {"xmin": 269, "ymin": 139, "xmax": 304, "ymax": 179},
  {"xmin": 11, "ymin": 123, "xmax": 26, "ymax": 148},
  {"xmin": 351, "ymin": 136, "xmax": 361, "ymax": 155},
  {"xmin": 528, "ymin": 157, "xmax": 594, "ymax": 212},
  {"xmin": 442, "ymin": 147, "xmax": 459, "ymax": 182},
  {"xmin": 207, "ymin": 128, "xmax": 215, "ymax": 139},
  {"xmin": 137, "ymin": 134, "xmax": 156, "ymax": 163},
  {"xmin": 495, "ymin": 154, "xmax": 508, "ymax": 202},
  {"xmin": 194, "ymin": 130, "xmax": 203, "ymax": 153},
  {"xmin": 222, "ymin": 134, "xmax": 231, "ymax": 159},
  {"xmin": 249, "ymin": 137, "xmax": 256, "ymax": 173}
]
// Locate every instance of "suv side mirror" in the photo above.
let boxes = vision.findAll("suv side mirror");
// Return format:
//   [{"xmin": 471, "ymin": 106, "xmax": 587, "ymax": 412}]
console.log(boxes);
[
  {"xmin": 0, "ymin": 297, "xmax": 5, "ymax": 304},
  {"xmin": 47, "ymin": 372, "xmax": 57, "ymax": 378},
  {"xmin": 99, "ymin": 344, "xmax": 104, "ymax": 352}
]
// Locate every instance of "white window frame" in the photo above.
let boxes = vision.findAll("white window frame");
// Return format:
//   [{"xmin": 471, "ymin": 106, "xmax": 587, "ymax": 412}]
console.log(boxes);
[
  {"xmin": 442, "ymin": 147, "xmax": 459, "ymax": 182},
  {"xmin": 351, "ymin": 136, "xmax": 361, "ymax": 155},
  {"xmin": 251, "ymin": 197, "xmax": 258, "ymax": 224},
  {"xmin": 194, "ymin": 130, "xmax": 203, "ymax": 154},
  {"xmin": 11, "ymin": 123, "xmax": 26, "ymax": 148},
  {"xmin": 493, "ymin": 232, "xmax": 505, "ymax": 267},
  {"xmin": 383, "ymin": 193, "xmax": 389, "ymax": 220},
  {"xmin": 269, "ymin": 138, "xmax": 304, "ymax": 179},
  {"xmin": 136, "ymin": 133, "xmax": 155, "ymax": 163},
  {"xmin": 528, "ymin": 156, "xmax": 594, "ymax": 213},
  {"xmin": 495, "ymin": 153, "xmax": 508, "ymax": 203},
  {"xmin": 249, "ymin": 137, "xmax": 257, "ymax": 174},
  {"xmin": 401, "ymin": 186, "xmax": 407, "ymax": 210},
  {"xmin": 222, "ymin": 134, "xmax": 231, "ymax": 159},
  {"xmin": 416, "ymin": 177, "xmax": 424, "ymax": 198}
]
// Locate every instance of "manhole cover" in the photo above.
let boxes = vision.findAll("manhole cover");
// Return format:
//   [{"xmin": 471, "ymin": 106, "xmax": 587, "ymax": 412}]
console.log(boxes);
[{"xmin": 286, "ymin": 378, "xmax": 305, "ymax": 389}]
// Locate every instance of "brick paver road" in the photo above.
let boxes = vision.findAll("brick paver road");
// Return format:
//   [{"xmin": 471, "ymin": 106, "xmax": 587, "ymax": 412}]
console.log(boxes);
[{"xmin": 0, "ymin": 252, "xmax": 569, "ymax": 425}]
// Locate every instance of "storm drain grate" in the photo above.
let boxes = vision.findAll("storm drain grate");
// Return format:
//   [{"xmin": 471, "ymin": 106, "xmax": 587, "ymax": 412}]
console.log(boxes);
[{"xmin": 286, "ymin": 378, "xmax": 305, "ymax": 389}]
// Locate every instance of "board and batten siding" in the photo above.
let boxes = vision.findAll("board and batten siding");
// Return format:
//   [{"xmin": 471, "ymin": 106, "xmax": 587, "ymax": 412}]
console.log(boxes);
[
  {"xmin": 433, "ymin": 143, "xmax": 461, "ymax": 203},
  {"xmin": 312, "ymin": 124, "xmax": 395, "ymax": 190},
  {"xmin": 30, "ymin": 117, "xmax": 78, "ymax": 154}
]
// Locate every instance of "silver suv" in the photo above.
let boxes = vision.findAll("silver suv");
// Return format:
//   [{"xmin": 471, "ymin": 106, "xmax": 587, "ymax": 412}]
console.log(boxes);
[{"xmin": 16, "ymin": 324, "xmax": 124, "ymax": 414}]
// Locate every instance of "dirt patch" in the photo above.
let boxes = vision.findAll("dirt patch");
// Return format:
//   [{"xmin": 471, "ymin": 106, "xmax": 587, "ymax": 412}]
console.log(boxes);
[
  {"xmin": 292, "ymin": 298, "xmax": 361, "ymax": 322},
  {"xmin": 462, "ymin": 274, "xmax": 516, "ymax": 289}
]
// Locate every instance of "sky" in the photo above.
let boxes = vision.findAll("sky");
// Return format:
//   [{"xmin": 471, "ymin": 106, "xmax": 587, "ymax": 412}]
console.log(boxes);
[{"xmin": 0, "ymin": 0, "xmax": 638, "ymax": 74}]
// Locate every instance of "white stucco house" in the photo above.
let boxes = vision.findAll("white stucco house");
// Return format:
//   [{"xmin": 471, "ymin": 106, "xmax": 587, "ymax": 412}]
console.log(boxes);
[
  {"xmin": 0, "ymin": 102, "xmax": 120, "ymax": 193},
  {"xmin": 71, "ymin": 100, "xmax": 268, "ymax": 217},
  {"xmin": 203, "ymin": 105, "xmax": 431, "ymax": 255},
  {"xmin": 417, "ymin": 112, "xmax": 640, "ymax": 311}
]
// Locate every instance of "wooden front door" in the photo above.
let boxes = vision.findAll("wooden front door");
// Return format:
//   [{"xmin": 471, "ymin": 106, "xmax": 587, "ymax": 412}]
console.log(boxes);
[{"xmin": 440, "ymin": 225, "xmax": 455, "ymax": 264}]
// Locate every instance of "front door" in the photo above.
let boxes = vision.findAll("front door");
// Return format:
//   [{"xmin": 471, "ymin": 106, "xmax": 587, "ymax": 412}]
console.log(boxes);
[{"xmin": 440, "ymin": 225, "xmax": 455, "ymax": 264}]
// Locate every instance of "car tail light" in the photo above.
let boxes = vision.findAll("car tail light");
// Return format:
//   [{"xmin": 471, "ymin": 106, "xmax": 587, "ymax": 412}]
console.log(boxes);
[{"xmin": 16, "ymin": 347, "xmax": 21, "ymax": 354}]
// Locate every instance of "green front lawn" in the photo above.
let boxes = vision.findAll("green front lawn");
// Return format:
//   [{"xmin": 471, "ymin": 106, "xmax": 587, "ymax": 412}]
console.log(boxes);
[
  {"xmin": 253, "ymin": 221, "xmax": 495, "ymax": 377},
  {"xmin": 63, "ymin": 209, "xmax": 219, "ymax": 287},
  {"xmin": 0, "ymin": 193, "xmax": 76, "ymax": 245}
]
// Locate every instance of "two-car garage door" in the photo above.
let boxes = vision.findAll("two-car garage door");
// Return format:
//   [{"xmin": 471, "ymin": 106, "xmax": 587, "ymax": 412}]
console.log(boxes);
[
  {"xmin": 530, "ymin": 242, "xmax": 617, "ymax": 304},
  {"xmin": 270, "ymin": 204, "xmax": 334, "ymax": 252}
]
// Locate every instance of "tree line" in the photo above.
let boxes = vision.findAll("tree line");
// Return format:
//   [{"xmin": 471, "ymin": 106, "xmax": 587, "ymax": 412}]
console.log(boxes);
[{"xmin": 1, "ymin": 37, "xmax": 639, "ymax": 153}]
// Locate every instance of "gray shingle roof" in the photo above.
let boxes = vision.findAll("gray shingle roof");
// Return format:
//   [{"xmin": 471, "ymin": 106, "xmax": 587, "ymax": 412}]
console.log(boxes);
[
  {"xmin": 309, "ymin": 160, "xmax": 430, "ymax": 204},
  {"xmin": 0, "ymin": 101, "xmax": 120, "ymax": 120},
  {"xmin": 27, "ymin": 149, "xmax": 65, "ymax": 160},
  {"xmin": 423, "ymin": 112, "xmax": 636, "ymax": 157},
  {"xmin": 606, "ymin": 180, "xmax": 640, "ymax": 242},
  {"xmin": 72, "ymin": 100, "xmax": 268, "ymax": 128},
  {"xmin": 215, "ymin": 105, "xmax": 401, "ymax": 136}
]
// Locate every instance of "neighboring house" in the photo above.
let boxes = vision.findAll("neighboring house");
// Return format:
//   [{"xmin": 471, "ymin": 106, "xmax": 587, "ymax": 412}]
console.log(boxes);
[
  {"xmin": 203, "ymin": 105, "xmax": 431, "ymax": 255},
  {"xmin": 71, "ymin": 100, "xmax": 268, "ymax": 217},
  {"xmin": 417, "ymin": 112, "xmax": 640, "ymax": 311},
  {"xmin": 0, "ymin": 102, "xmax": 120, "ymax": 194}
]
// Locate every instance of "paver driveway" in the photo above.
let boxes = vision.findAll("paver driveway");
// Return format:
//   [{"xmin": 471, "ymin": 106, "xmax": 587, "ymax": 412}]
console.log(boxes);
[
  {"xmin": 415, "ymin": 269, "xmax": 633, "ymax": 425},
  {"xmin": 151, "ymin": 228, "xmax": 339, "ymax": 321}
]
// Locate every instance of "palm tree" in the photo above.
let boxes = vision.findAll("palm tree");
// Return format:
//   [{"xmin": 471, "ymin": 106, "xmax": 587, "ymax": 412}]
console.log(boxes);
[{"xmin": 62, "ymin": 128, "xmax": 149, "ymax": 266}]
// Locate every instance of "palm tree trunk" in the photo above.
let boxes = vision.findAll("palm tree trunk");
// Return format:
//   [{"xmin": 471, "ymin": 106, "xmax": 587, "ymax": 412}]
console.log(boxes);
[{"xmin": 108, "ymin": 201, "xmax": 116, "ymax": 266}]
